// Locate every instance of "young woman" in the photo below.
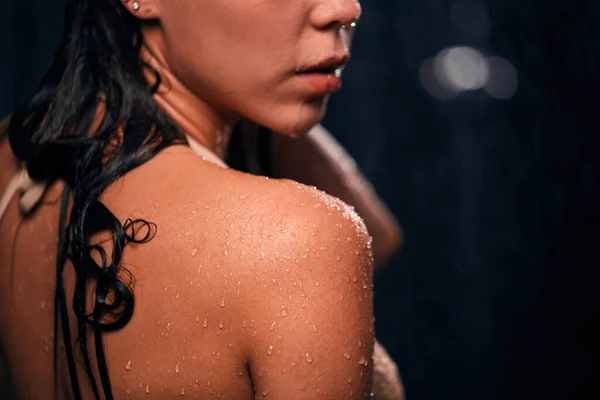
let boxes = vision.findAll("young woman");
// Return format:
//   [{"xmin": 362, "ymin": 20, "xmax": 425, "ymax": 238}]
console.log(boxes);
[{"xmin": 0, "ymin": 0, "xmax": 400, "ymax": 398}]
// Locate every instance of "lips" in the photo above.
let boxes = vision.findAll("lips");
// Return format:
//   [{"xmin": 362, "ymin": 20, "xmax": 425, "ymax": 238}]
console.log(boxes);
[{"xmin": 296, "ymin": 55, "xmax": 350, "ymax": 74}]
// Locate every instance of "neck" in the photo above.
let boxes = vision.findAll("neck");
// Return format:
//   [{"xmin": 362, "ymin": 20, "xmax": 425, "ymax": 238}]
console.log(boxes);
[{"xmin": 140, "ymin": 44, "xmax": 237, "ymax": 159}]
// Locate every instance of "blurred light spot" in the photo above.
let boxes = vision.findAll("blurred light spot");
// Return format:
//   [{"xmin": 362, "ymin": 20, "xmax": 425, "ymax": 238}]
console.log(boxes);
[
  {"xmin": 483, "ymin": 56, "xmax": 519, "ymax": 99},
  {"xmin": 419, "ymin": 57, "xmax": 460, "ymax": 102},
  {"xmin": 450, "ymin": 0, "xmax": 491, "ymax": 42},
  {"xmin": 434, "ymin": 46, "xmax": 489, "ymax": 92}
]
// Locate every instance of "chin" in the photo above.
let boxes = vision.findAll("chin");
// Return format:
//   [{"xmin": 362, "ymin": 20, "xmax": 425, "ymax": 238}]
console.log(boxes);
[{"xmin": 266, "ymin": 99, "xmax": 328, "ymax": 138}]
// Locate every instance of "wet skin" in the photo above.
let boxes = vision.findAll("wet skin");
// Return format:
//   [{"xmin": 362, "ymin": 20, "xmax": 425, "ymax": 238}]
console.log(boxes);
[{"xmin": 0, "ymin": 127, "xmax": 374, "ymax": 399}]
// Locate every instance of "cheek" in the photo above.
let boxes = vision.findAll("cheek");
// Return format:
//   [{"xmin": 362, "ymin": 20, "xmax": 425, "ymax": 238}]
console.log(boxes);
[
  {"xmin": 163, "ymin": 1, "xmax": 295, "ymax": 91},
  {"xmin": 160, "ymin": 0, "xmax": 324, "ymax": 134}
]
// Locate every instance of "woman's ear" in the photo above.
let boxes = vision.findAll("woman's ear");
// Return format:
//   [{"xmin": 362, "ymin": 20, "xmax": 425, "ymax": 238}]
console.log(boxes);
[{"xmin": 120, "ymin": 0, "xmax": 161, "ymax": 21}]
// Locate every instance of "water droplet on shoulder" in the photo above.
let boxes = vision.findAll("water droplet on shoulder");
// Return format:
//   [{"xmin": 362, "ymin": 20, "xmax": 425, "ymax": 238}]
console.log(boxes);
[{"xmin": 304, "ymin": 352, "xmax": 313, "ymax": 363}]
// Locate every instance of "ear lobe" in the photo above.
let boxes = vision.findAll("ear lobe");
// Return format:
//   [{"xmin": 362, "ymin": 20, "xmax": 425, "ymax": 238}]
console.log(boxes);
[{"xmin": 121, "ymin": 0, "xmax": 161, "ymax": 20}]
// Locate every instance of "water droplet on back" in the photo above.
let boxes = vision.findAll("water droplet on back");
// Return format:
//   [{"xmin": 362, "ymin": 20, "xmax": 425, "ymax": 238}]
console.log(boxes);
[
  {"xmin": 267, "ymin": 345, "xmax": 274, "ymax": 356},
  {"xmin": 220, "ymin": 298, "xmax": 226, "ymax": 307},
  {"xmin": 304, "ymin": 352, "xmax": 313, "ymax": 363},
  {"xmin": 145, "ymin": 384, "xmax": 150, "ymax": 394},
  {"xmin": 175, "ymin": 363, "xmax": 180, "ymax": 374},
  {"xmin": 191, "ymin": 248, "xmax": 199, "ymax": 257},
  {"xmin": 125, "ymin": 361, "xmax": 132, "ymax": 371},
  {"xmin": 344, "ymin": 352, "xmax": 351, "ymax": 360}
]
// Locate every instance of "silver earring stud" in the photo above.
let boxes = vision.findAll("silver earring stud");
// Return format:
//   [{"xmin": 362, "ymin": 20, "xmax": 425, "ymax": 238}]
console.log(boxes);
[{"xmin": 132, "ymin": 2, "xmax": 140, "ymax": 11}]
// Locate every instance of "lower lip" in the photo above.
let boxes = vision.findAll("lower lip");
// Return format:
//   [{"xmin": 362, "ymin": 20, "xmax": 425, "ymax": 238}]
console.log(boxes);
[{"xmin": 296, "ymin": 72, "xmax": 342, "ymax": 95}]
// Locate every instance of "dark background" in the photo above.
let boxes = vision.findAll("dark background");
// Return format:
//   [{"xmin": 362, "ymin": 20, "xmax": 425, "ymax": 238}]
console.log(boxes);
[{"xmin": 1, "ymin": 1, "xmax": 599, "ymax": 399}]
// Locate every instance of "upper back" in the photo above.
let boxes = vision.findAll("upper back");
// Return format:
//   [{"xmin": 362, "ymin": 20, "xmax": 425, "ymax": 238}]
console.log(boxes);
[{"xmin": 0, "ymin": 124, "xmax": 375, "ymax": 399}]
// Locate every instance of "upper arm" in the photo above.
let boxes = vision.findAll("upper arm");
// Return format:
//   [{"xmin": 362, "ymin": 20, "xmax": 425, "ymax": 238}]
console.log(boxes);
[{"xmin": 240, "ymin": 183, "xmax": 375, "ymax": 399}]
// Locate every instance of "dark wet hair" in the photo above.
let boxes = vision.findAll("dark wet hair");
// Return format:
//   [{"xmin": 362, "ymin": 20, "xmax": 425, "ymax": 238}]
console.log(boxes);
[{"xmin": 7, "ymin": 1, "xmax": 185, "ymax": 399}]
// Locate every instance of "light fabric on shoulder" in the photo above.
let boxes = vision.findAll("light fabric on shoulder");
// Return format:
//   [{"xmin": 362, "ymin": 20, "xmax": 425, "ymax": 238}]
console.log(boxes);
[{"xmin": 0, "ymin": 167, "xmax": 47, "ymax": 224}]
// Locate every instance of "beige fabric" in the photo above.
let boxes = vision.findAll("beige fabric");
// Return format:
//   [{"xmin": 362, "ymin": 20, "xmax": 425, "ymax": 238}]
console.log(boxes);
[
  {"xmin": 186, "ymin": 135, "xmax": 228, "ymax": 169},
  {"xmin": 0, "ymin": 167, "xmax": 47, "ymax": 224}
]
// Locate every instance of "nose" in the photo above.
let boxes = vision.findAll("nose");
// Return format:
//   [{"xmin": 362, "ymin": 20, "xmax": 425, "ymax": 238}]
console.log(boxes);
[{"xmin": 310, "ymin": 0, "xmax": 362, "ymax": 31}]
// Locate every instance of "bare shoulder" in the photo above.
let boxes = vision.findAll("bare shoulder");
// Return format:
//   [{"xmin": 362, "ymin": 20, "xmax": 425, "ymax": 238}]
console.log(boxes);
[
  {"xmin": 240, "ymin": 175, "xmax": 373, "ymax": 249},
  {"xmin": 221, "ymin": 176, "xmax": 376, "ymax": 398},
  {"xmin": 220, "ymin": 172, "xmax": 375, "ymax": 282}
]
